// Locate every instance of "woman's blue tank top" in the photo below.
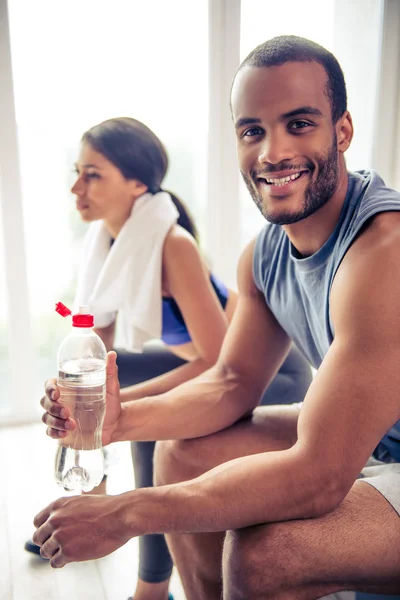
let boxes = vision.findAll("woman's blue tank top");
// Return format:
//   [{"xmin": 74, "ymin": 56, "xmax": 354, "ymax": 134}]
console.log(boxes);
[{"xmin": 161, "ymin": 273, "xmax": 228, "ymax": 346}]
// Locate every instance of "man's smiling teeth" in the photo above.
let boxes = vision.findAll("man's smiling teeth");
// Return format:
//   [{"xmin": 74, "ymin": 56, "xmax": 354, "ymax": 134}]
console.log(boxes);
[{"xmin": 264, "ymin": 172, "xmax": 302, "ymax": 186}]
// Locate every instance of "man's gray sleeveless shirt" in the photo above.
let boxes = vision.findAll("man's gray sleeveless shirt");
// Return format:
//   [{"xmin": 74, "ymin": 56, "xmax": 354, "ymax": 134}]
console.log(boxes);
[{"xmin": 253, "ymin": 170, "xmax": 400, "ymax": 462}]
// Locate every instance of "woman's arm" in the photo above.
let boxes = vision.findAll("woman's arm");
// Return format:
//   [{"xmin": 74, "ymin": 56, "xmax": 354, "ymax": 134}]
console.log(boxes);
[
  {"xmin": 120, "ymin": 358, "xmax": 215, "ymax": 401},
  {"xmin": 93, "ymin": 321, "xmax": 116, "ymax": 352},
  {"xmin": 121, "ymin": 226, "xmax": 231, "ymax": 401}
]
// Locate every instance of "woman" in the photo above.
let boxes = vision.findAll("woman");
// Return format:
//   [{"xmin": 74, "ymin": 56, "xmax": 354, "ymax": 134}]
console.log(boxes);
[{"xmin": 28, "ymin": 117, "xmax": 312, "ymax": 600}]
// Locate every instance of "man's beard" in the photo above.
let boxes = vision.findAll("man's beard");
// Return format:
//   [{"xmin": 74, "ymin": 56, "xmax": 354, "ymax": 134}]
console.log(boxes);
[{"xmin": 242, "ymin": 134, "xmax": 339, "ymax": 225}]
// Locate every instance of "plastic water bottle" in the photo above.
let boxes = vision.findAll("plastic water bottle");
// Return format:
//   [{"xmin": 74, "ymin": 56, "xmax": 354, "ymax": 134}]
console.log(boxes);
[{"xmin": 54, "ymin": 302, "xmax": 107, "ymax": 493}]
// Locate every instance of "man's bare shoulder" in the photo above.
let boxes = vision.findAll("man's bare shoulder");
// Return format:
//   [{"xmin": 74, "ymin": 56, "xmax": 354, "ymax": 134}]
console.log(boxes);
[
  {"xmin": 237, "ymin": 237, "xmax": 260, "ymax": 298},
  {"xmin": 338, "ymin": 211, "xmax": 400, "ymax": 277},
  {"xmin": 358, "ymin": 210, "xmax": 400, "ymax": 249},
  {"xmin": 332, "ymin": 211, "xmax": 400, "ymax": 334}
]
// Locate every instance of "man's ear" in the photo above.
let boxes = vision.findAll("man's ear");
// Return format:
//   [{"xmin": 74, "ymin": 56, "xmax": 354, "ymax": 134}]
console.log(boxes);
[{"xmin": 336, "ymin": 111, "xmax": 353, "ymax": 153}]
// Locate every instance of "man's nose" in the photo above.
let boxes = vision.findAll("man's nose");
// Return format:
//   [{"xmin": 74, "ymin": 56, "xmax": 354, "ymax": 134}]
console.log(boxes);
[{"xmin": 258, "ymin": 131, "xmax": 295, "ymax": 166}]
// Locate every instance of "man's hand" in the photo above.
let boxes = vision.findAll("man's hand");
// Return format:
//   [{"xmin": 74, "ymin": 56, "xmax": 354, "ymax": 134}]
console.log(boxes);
[
  {"xmin": 33, "ymin": 494, "xmax": 132, "ymax": 567},
  {"xmin": 40, "ymin": 351, "xmax": 121, "ymax": 446}
]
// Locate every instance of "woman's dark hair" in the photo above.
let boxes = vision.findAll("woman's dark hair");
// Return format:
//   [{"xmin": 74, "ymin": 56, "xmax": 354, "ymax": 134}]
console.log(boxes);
[
  {"xmin": 81, "ymin": 117, "xmax": 198, "ymax": 241},
  {"xmin": 235, "ymin": 35, "xmax": 347, "ymax": 124}
]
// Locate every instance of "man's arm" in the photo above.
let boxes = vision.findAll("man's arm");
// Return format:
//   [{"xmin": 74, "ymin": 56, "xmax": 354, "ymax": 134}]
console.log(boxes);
[
  {"xmin": 113, "ymin": 238, "xmax": 291, "ymax": 441},
  {"xmin": 42, "ymin": 239, "xmax": 291, "ymax": 444},
  {"xmin": 34, "ymin": 214, "xmax": 400, "ymax": 568},
  {"xmin": 114, "ymin": 213, "xmax": 400, "ymax": 535}
]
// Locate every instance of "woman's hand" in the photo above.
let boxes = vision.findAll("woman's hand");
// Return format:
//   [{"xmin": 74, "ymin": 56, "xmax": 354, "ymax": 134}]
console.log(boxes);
[{"xmin": 40, "ymin": 351, "xmax": 122, "ymax": 446}]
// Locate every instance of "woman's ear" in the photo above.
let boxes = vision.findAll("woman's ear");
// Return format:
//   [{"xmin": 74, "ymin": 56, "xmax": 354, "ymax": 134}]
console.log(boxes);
[
  {"xmin": 336, "ymin": 111, "xmax": 353, "ymax": 154},
  {"xmin": 130, "ymin": 180, "xmax": 148, "ymax": 198}
]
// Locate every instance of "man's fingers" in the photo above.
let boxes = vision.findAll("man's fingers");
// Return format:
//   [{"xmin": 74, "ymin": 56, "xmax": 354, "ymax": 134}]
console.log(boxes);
[
  {"xmin": 33, "ymin": 505, "xmax": 52, "ymax": 530},
  {"xmin": 40, "ymin": 536, "xmax": 60, "ymax": 560},
  {"xmin": 41, "ymin": 394, "xmax": 69, "ymax": 418},
  {"xmin": 50, "ymin": 548, "xmax": 67, "ymax": 569},
  {"xmin": 106, "ymin": 351, "xmax": 118, "ymax": 377},
  {"xmin": 106, "ymin": 350, "xmax": 120, "ymax": 397},
  {"xmin": 44, "ymin": 379, "xmax": 60, "ymax": 400},
  {"xmin": 42, "ymin": 411, "xmax": 75, "ymax": 432},
  {"xmin": 42, "ymin": 380, "xmax": 70, "ymax": 423},
  {"xmin": 46, "ymin": 427, "xmax": 68, "ymax": 439},
  {"xmin": 41, "ymin": 383, "xmax": 75, "ymax": 438}
]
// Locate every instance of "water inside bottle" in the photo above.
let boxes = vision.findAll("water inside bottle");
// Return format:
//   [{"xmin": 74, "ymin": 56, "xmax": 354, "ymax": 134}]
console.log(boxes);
[
  {"xmin": 56, "ymin": 357, "xmax": 106, "ymax": 491},
  {"xmin": 58, "ymin": 357, "xmax": 106, "ymax": 450}
]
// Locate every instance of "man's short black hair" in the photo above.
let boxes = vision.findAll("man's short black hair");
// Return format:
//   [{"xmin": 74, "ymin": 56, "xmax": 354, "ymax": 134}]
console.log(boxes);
[{"xmin": 236, "ymin": 35, "xmax": 347, "ymax": 123}]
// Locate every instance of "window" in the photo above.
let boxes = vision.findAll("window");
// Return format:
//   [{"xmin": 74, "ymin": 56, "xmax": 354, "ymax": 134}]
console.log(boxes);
[
  {"xmin": 0, "ymin": 200, "xmax": 10, "ymax": 417},
  {"xmin": 239, "ymin": 0, "xmax": 382, "ymax": 246},
  {"xmin": 239, "ymin": 0, "xmax": 335, "ymax": 246},
  {"xmin": 7, "ymin": 0, "xmax": 209, "ymax": 409}
]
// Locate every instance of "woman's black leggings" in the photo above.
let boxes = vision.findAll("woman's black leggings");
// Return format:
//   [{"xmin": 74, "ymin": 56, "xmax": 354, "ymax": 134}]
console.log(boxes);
[{"xmin": 116, "ymin": 344, "xmax": 312, "ymax": 583}]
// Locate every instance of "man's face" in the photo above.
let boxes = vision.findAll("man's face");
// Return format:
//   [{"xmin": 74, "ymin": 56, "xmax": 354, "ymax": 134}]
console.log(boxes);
[{"xmin": 231, "ymin": 61, "xmax": 341, "ymax": 225}]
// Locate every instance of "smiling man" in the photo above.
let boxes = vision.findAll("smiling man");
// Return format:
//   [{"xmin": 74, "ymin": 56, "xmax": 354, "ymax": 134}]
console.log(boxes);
[
  {"xmin": 236, "ymin": 64, "xmax": 344, "ymax": 230},
  {"xmin": 35, "ymin": 36, "xmax": 400, "ymax": 599}
]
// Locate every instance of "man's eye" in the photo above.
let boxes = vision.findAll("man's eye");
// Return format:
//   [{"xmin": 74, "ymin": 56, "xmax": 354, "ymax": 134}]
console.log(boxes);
[
  {"xmin": 290, "ymin": 121, "xmax": 311, "ymax": 131},
  {"xmin": 242, "ymin": 127, "xmax": 263, "ymax": 138}
]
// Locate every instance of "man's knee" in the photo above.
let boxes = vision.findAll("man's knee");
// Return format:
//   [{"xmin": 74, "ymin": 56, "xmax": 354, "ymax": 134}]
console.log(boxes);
[
  {"xmin": 153, "ymin": 436, "xmax": 215, "ymax": 487},
  {"xmin": 223, "ymin": 523, "xmax": 307, "ymax": 599},
  {"xmin": 223, "ymin": 527, "xmax": 268, "ymax": 595}
]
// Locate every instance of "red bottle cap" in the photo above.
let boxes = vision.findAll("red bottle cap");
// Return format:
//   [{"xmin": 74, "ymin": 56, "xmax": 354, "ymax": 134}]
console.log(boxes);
[
  {"xmin": 72, "ymin": 313, "xmax": 94, "ymax": 328},
  {"xmin": 55, "ymin": 302, "xmax": 72, "ymax": 317},
  {"xmin": 55, "ymin": 302, "xmax": 94, "ymax": 327}
]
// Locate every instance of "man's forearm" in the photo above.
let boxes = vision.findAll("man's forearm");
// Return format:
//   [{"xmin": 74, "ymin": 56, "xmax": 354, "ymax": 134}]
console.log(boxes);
[
  {"xmin": 119, "ymin": 448, "xmax": 333, "ymax": 537},
  {"xmin": 113, "ymin": 365, "xmax": 260, "ymax": 443}
]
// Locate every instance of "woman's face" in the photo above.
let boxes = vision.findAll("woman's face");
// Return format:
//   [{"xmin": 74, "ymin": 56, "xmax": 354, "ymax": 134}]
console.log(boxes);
[{"xmin": 71, "ymin": 143, "xmax": 147, "ymax": 223}]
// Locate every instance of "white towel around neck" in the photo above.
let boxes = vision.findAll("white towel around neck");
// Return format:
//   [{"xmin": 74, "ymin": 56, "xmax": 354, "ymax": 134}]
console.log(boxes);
[{"xmin": 74, "ymin": 191, "xmax": 179, "ymax": 352}]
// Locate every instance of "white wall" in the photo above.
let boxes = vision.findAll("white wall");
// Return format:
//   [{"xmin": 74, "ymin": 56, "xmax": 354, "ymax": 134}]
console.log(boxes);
[{"xmin": 0, "ymin": 0, "xmax": 36, "ymax": 424}]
